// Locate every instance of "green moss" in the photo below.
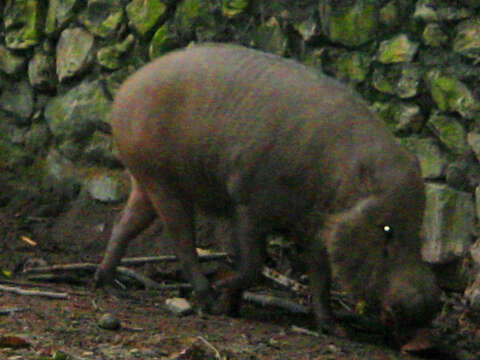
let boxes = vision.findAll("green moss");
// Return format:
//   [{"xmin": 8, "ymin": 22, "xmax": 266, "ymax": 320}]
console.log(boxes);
[
  {"xmin": 427, "ymin": 112, "xmax": 468, "ymax": 155},
  {"xmin": 426, "ymin": 69, "xmax": 478, "ymax": 118},
  {"xmin": 326, "ymin": 2, "xmax": 378, "ymax": 47},
  {"xmin": 222, "ymin": 0, "xmax": 249, "ymax": 18},
  {"xmin": 126, "ymin": 0, "xmax": 167, "ymax": 36},
  {"xmin": 377, "ymin": 34, "xmax": 418, "ymax": 63},
  {"xmin": 5, "ymin": 0, "xmax": 43, "ymax": 49},
  {"xmin": 253, "ymin": 17, "xmax": 287, "ymax": 55},
  {"xmin": 149, "ymin": 23, "xmax": 177, "ymax": 59},
  {"xmin": 335, "ymin": 52, "xmax": 370, "ymax": 82}
]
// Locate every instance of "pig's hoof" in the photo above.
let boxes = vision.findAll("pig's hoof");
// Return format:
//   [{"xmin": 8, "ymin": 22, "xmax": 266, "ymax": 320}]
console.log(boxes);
[
  {"xmin": 209, "ymin": 289, "xmax": 242, "ymax": 316},
  {"xmin": 93, "ymin": 268, "xmax": 113, "ymax": 288},
  {"xmin": 315, "ymin": 315, "xmax": 336, "ymax": 335}
]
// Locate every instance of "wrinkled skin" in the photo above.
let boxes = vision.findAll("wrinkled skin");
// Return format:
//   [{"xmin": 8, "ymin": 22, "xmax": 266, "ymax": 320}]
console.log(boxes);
[{"xmin": 94, "ymin": 44, "xmax": 441, "ymax": 339}]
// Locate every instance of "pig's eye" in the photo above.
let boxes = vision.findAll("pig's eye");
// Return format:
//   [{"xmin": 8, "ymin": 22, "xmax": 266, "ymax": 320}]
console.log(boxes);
[{"xmin": 382, "ymin": 225, "xmax": 394, "ymax": 240}]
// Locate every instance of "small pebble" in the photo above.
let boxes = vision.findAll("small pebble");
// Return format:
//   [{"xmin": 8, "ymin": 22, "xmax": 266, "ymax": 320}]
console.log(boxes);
[
  {"xmin": 165, "ymin": 297, "xmax": 193, "ymax": 316},
  {"xmin": 98, "ymin": 313, "xmax": 121, "ymax": 330}
]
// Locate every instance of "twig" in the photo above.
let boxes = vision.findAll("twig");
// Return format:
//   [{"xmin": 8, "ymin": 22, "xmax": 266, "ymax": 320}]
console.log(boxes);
[
  {"xmin": 291, "ymin": 325, "xmax": 320, "ymax": 337},
  {"xmin": 242, "ymin": 291, "xmax": 310, "ymax": 314},
  {"xmin": 0, "ymin": 284, "xmax": 68, "ymax": 299},
  {"xmin": 0, "ymin": 279, "xmax": 88, "ymax": 296},
  {"xmin": 261, "ymin": 266, "xmax": 308, "ymax": 294},
  {"xmin": 116, "ymin": 267, "xmax": 193, "ymax": 290},
  {"xmin": 0, "ymin": 307, "xmax": 26, "ymax": 315},
  {"xmin": 197, "ymin": 336, "xmax": 221, "ymax": 360},
  {"xmin": 23, "ymin": 263, "xmax": 97, "ymax": 274},
  {"xmin": 121, "ymin": 253, "xmax": 229, "ymax": 265}
]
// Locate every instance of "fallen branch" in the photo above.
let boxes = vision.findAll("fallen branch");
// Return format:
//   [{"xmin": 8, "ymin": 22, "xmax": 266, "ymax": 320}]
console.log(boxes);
[
  {"xmin": 261, "ymin": 267, "xmax": 308, "ymax": 294},
  {"xmin": 242, "ymin": 291, "xmax": 310, "ymax": 314},
  {"xmin": 0, "ymin": 279, "xmax": 88, "ymax": 296},
  {"xmin": 117, "ymin": 266, "xmax": 191, "ymax": 291},
  {"xmin": 0, "ymin": 307, "xmax": 26, "ymax": 315},
  {"xmin": 23, "ymin": 262, "xmax": 97, "ymax": 274},
  {"xmin": 0, "ymin": 284, "xmax": 68, "ymax": 299}
]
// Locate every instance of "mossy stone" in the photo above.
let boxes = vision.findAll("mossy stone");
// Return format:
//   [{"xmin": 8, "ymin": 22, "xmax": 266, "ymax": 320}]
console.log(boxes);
[
  {"xmin": 80, "ymin": 0, "xmax": 124, "ymax": 39},
  {"xmin": 126, "ymin": 0, "xmax": 167, "ymax": 37},
  {"xmin": 56, "ymin": 27, "xmax": 95, "ymax": 82},
  {"xmin": 422, "ymin": 23, "xmax": 448, "ymax": 47},
  {"xmin": 377, "ymin": 34, "xmax": 419, "ymax": 63},
  {"xmin": 45, "ymin": 0, "xmax": 79, "ymax": 36},
  {"xmin": 319, "ymin": 1, "xmax": 378, "ymax": 47},
  {"xmin": 427, "ymin": 111, "xmax": 469, "ymax": 155},
  {"xmin": 334, "ymin": 51, "xmax": 371, "ymax": 83},
  {"xmin": 253, "ymin": 17, "xmax": 287, "ymax": 55},
  {"xmin": 4, "ymin": 0, "xmax": 44, "ymax": 49},
  {"xmin": 401, "ymin": 136, "xmax": 448, "ymax": 179},
  {"xmin": 0, "ymin": 45, "xmax": 26, "ymax": 75},
  {"xmin": 222, "ymin": 0, "xmax": 249, "ymax": 18},
  {"xmin": 149, "ymin": 22, "xmax": 177, "ymax": 59},
  {"xmin": 426, "ymin": 69, "xmax": 478, "ymax": 119},
  {"xmin": 453, "ymin": 18, "xmax": 480, "ymax": 61},
  {"xmin": 97, "ymin": 34, "xmax": 135, "ymax": 70}
]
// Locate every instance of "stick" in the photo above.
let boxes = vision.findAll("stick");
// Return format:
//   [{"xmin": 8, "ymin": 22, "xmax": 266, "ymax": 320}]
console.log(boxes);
[
  {"xmin": 261, "ymin": 267, "xmax": 308, "ymax": 294},
  {"xmin": 0, "ymin": 279, "xmax": 88, "ymax": 296},
  {"xmin": 23, "ymin": 263, "xmax": 97, "ymax": 274},
  {"xmin": 242, "ymin": 291, "xmax": 310, "ymax": 314},
  {"xmin": 120, "ymin": 253, "xmax": 229, "ymax": 265},
  {"xmin": 0, "ymin": 307, "xmax": 26, "ymax": 315},
  {"xmin": 0, "ymin": 284, "xmax": 68, "ymax": 299}
]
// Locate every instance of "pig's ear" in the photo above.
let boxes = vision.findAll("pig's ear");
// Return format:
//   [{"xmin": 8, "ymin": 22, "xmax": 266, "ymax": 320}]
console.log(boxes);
[{"xmin": 322, "ymin": 196, "xmax": 379, "ymax": 254}]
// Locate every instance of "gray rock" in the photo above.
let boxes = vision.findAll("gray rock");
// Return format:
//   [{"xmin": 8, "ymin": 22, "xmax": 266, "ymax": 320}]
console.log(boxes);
[
  {"xmin": 372, "ymin": 63, "xmax": 421, "ymax": 98},
  {"xmin": 86, "ymin": 174, "xmax": 124, "ymax": 202},
  {"xmin": 28, "ymin": 48, "xmax": 56, "ymax": 90},
  {"xmin": 45, "ymin": 0, "xmax": 80, "ymax": 36},
  {"xmin": 0, "ymin": 79, "xmax": 34, "ymax": 122},
  {"xmin": 414, "ymin": 0, "xmax": 471, "ymax": 22},
  {"xmin": 422, "ymin": 23, "xmax": 448, "ymax": 47},
  {"xmin": 84, "ymin": 131, "xmax": 119, "ymax": 168},
  {"xmin": 56, "ymin": 27, "xmax": 95, "ymax": 82},
  {"xmin": 79, "ymin": 0, "xmax": 125, "ymax": 39},
  {"xmin": 126, "ymin": 0, "xmax": 167, "ymax": 37},
  {"xmin": 332, "ymin": 51, "xmax": 371, "ymax": 83},
  {"xmin": 319, "ymin": 0, "xmax": 378, "ymax": 47},
  {"xmin": 425, "ymin": 69, "xmax": 478, "ymax": 119},
  {"xmin": 4, "ymin": 0, "xmax": 43, "ymax": 49},
  {"xmin": 165, "ymin": 297, "xmax": 193, "ymax": 316},
  {"xmin": 253, "ymin": 17, "xmax": 288, "ymax": 56},
  {"xmin": 422, "ymin": 183, "xmax": 475, "ymax": 263},
  {"xmin": 97, "ymin": 34, "xmax": 135, "ymax": 70},
  {"xmin": 0, "ymin": 45, "xmax": 26, "ymax": 75},
  {"xmin": 401, "ymin": 137, "xmax": 448, "ymax": 179},
  {"xmin": 468, "ymin": 132, "xmax": 480, "ymax": 162},
  {"xmin": 372, "ymin": 101, "xmax": 423, "ymax": 135},
  {"xmin": 427, "ymin": 111, "xmax": 469, "ymax": 155},
  {"xmin": 25, "ymin": 123, "xmax": 51, "ymax": 153},
  {"xmin": 149, "ymin": 22, "xmax": 177, "ymax": 59},
  {"xmin": 377, "ymin": 34, "xmax": 419, "ymax": 63},
  {"xmin": 453, "ymin": 18, "xmax": 480, "ymax": 61},
  {"xmin": 98, "ymin": 313, "xmax": 121, "ymax": 330},
  {"xmin": 445, "ymin": 153, "xmax": 480, "ymax": 192},
  {"xmin": 465, "ymin": 273, "xmax": 480, "ymax": 310},
  {"xmin": 174, "ymin": 0, "xmax": 218, "ymax": 41},
  {"xmin": 44, "ymin": 80, "xmax": 111, "ymax": 142}
]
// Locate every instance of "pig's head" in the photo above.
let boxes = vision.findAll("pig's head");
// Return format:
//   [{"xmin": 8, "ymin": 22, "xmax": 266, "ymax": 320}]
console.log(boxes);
[{"xmin": 323, "ymin": 160, "xmax": 441, "ymax": 344}]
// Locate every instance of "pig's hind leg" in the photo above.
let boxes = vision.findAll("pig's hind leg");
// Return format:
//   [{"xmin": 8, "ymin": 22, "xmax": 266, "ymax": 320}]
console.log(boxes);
[
  {"xmin": 142, "ymin": 179, "xmax": 216, "ymax": 310},
  {"xmin": 95, "ymin": 175, "xmax": 156, "ymax": 287}
]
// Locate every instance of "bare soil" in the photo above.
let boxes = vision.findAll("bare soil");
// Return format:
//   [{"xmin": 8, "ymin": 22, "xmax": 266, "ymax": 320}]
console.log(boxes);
[{"xmin": 1, "ymin": 182, "xmax": 479, "ymax": 360}]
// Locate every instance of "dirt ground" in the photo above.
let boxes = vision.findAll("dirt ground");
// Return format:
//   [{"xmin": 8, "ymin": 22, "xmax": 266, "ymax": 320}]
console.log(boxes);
[{"xmin": 1, "ymin": 182, "xmax": 480, "ymax": 360}]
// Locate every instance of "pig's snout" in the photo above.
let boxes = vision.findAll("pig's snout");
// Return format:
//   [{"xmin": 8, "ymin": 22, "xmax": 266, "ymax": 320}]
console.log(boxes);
[{"xmin": 380, "ymin": 265, "xmax": 441, "ymax": 343}]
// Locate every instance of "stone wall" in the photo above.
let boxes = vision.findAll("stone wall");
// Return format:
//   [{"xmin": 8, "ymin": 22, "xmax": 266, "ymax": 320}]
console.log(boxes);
[{"xmin": 1, "ymin": 0, "xmax": 480, "ymax": 301}]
